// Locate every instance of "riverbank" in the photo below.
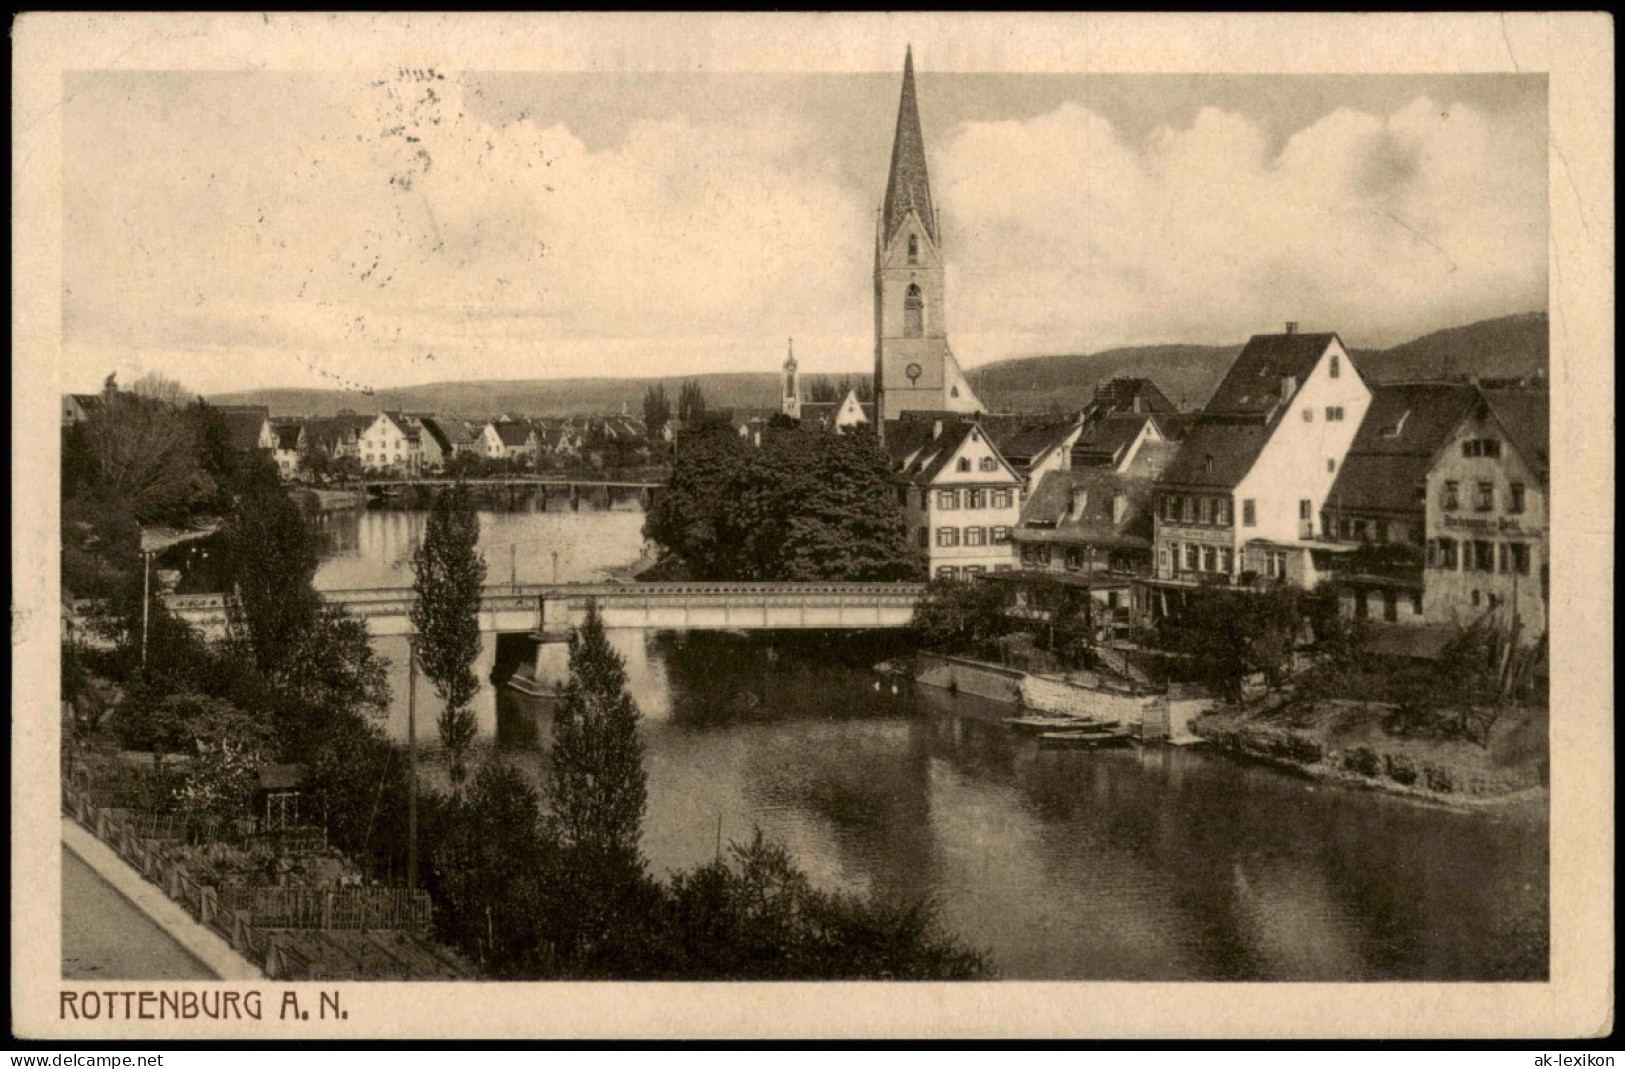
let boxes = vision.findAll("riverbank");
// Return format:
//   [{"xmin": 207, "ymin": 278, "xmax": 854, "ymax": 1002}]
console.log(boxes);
[{"xmin": 1192, "ymin": 697, "xmax": 1548, "ymax": 809}]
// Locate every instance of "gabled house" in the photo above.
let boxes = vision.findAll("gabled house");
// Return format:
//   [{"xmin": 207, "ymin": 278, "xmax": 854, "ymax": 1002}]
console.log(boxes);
[
  {"xmin": 360, "ymin": 410, "xmax": 425, "ymax": 475},
  {"xmin": 1318, "ymin": 382, "xmax": 1479, "ymax": 626},
  {"xmin": 986, "ymin": 415, "xmax": 1086, "ymax": 487},
  {"xmin": 214, "ymin": 405, "xmax": 277, "ymax": 454},
  {"xmin": 1070, "ymin": 412, "xmax": 1170, "ymax": 473},
  {"xmin": 301, "ymin": 413, "xmax": 371, "ymax": 463},
  {"xmin": 270, "ymin": 421, "xmax": 306, "ymax": 479},
  {"xmin": 892, "ymin": 418, "xmax": 1025, "ymax": 580},
  {"xmin": 1150, "ymin": 325, "xmax": 1372, "ymax": 598},
  {"xmin": 62, "ymin": 394, "xmax": 104, "ymax": 427},
  {"xmin": 420, "ymin": 416, "xmax": 477, "ymax": 462},
  {"xmin": 482, "ymin": 420, "xmax": 538, "ymax": 464},
  {"xmin": 1420, "ymin": 386, "xmax": 1548, "ymax": 640}
]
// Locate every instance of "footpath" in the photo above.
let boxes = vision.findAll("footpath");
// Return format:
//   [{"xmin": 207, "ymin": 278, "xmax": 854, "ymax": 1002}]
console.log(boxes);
[{"xmin": 61, "ymin": 819, "xmax": 264, "ymax": 981}]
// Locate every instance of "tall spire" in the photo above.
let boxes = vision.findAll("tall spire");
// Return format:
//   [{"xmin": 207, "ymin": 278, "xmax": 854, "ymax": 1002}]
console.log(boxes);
[{"xmin": 882, "ymin": 46, "xmax": 936, "ymax": 248}]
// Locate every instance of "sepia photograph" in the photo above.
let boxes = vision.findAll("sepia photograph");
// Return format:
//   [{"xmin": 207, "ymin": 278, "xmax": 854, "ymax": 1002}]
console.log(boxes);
[{"xmin": 12, "ymin": 12, "xmax": 1613, "ymax": 1041}]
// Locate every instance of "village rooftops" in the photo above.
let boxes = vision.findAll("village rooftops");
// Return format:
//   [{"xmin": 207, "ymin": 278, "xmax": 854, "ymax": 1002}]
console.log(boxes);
[
  {"xmin": 1070, "ymin": 412, "xmax": 1160, "ymax": 469},
  {"xmin": 1083, "ymin": 377, "xmax": 1178, "ymax": 419},
  {"xmin": 982, "ymin": 415, "xmax": 1079, "ymax": 466},
  {"xmin": 1325, "ymin": 382, "xmax": 1479, "ymax": 518}
]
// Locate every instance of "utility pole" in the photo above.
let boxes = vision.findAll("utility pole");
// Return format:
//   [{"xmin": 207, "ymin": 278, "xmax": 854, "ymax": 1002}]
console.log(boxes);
[{"xmin": 407, "ymin": 641, "xmax": 419, "ymax": 890}]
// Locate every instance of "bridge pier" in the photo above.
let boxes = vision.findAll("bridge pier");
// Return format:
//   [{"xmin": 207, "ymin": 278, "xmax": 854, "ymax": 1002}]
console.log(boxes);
[{"xmin": 570, "ymin": 484, "xmax": 581, "ymax": 512}]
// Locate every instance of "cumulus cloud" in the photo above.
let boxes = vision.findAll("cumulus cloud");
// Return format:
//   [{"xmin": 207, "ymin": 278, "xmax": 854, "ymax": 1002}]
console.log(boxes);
[
  {"xmin": 62, "ymin": 74, "xmax": 1545, "ymax": 395},
  {"xmin": 936, "ymin": 95, "xmax": 1546, "ymax": 363}
]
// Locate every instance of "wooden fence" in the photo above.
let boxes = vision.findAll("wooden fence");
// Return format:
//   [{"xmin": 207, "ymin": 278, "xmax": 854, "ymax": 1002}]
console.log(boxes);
[
  {"xmin": 219, "ymin": 885, "xmax": 432, "ymax": 931},
  {"xmin": 62, "ymin": 778, "xmax": 449, "ymax": 979}
]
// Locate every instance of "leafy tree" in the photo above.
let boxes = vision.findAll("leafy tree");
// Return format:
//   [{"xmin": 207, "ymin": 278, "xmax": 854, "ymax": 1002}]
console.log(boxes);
[
  {"xmin": 167, "ymin": 694, "xmax": 275, "ymax": 838},
  {"xmin": 909, "ymin": 577, "xmax": 1013, "ymax": 656},
  {"xmin": 410, "ymin": 483, "xmax": 488, "ymax": 788},
  {"xmin": 545, "ymin": 601, "xmax": 649, "ymax": 967},
  {"xmin": 677, "ymin": 380, "xmax": 708, "ymax": 425},
  {"xmin": 80, "ymin": 390, "xmax": 214, "ymax": 525},
  {"xmin": 128, "ymin": 372, "xmax": 196, "ymax": 407},
  {"xmin": 775, "ymin": 429, "xmax": 916, "ymax": 581},
  {"xmin": 427, "ymin": 760, "xmax": 551, "ymax": 975},
  {"xmin": 648, "ymin": 421, "xmax": 916, "ymax": 581},
  {"xmin": 642, "ymin": 383, "xmax": 671, "ymax": 441},
  {"xmin": 220, "ymin": 480, "xmax": 322, "ymax": 679},
  {"xmin": 657, "ymin": 830, "xmax": 990, "ymax": 979},
  {"xmin": 643, "ymin": 418, "xmax": 752, "ymax": 577},
  {"xmin": 1159, "ymin": 585, "xmax": 1306, "ymax": 701}
]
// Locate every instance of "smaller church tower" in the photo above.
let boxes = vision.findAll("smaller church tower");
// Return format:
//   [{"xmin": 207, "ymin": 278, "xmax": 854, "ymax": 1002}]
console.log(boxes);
[{"xmin": 781, "ymin": 338, "xmax": 801, "ymax": 419}]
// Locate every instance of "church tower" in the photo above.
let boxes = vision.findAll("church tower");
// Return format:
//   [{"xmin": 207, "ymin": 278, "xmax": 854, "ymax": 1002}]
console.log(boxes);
[
  {"xmin": 874, "ymin": 47, "xmax": 984, "ymax": 425},
  {"xmin": 781, "ymin": 337, "xmax": 801, "ymax": 419}
]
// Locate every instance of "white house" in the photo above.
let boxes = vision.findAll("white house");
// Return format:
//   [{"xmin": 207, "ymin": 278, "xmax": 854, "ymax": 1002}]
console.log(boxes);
[
  {"xmin": 1151, "ymin": 325, "xmax": 1372, "ymax": 595},
  {"xmin": 892, "ymin": 418, "xmax": 1025, "ymax": 580},
  {"xmin": 360, "ymin": 411, "xmax": 424, "ymax": 475}
]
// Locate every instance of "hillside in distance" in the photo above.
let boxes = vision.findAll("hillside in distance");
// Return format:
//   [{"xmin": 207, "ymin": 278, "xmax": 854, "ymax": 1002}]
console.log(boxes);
[{"xmin": 211, "ymin": 313, "xmax": 1548, "ymax": 418}]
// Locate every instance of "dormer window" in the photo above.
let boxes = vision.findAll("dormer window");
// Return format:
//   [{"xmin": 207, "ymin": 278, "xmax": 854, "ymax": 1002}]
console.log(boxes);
[{"xmin": 907, "ymin": 234, "xmax": 919, "ymax": 264}]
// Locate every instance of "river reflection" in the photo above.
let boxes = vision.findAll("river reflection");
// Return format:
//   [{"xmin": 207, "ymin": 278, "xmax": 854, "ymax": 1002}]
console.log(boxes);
[{"xmin": 315, "ymin": 508, "xmax": 1548, "ymax": 980}]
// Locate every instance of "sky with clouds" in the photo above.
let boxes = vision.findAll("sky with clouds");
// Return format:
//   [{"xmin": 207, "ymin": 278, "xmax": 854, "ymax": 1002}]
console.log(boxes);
[{"xmin": 62, "ymin": 67, "xmax": 1546, "ymax": 396}]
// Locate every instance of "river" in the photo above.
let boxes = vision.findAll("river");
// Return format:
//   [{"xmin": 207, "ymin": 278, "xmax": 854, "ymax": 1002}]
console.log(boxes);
[{"xmin": 312, "ymin": 504, "xmax": 1549, "ymax": 981}]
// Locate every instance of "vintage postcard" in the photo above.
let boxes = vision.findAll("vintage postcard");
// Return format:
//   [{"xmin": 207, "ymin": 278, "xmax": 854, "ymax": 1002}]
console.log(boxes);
[{"xmin": 11, "ymin": 12, "xmax": 1613, "ymax": 1041}]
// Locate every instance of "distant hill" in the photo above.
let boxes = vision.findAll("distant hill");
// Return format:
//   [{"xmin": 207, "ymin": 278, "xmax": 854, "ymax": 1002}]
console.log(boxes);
[
  {"xmin": 1348, "ymin": 312, "xmax": 1549, "ymax": 384},
  {"xmin": 967, "ymin": 344, "xmax": 1239, "ymax": 414},
  {"xmin": 211, "ymin": 313, "xmax": 1548, "ymax": 418},
  {"xmin": 968, "ymin": 312, "xmax": 1548, "ymax": 413},
  {"xmin": 212, "ymin": 372, "xmax": 788, "ymax": 420}
]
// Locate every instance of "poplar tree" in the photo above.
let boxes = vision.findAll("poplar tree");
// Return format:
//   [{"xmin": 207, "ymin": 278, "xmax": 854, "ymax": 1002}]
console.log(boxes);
[
  {"xmin": 411, "ymin": 482, "xmax": 488, "ymax": 788},
  {"xmin": 546, "ymin": 600, "xmax": 647, "ymax": 868}
]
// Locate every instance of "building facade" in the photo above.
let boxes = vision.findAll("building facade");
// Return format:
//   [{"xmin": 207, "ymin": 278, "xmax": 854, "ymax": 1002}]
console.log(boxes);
[
  {"xmin": 1422, "ymin": 389, "xmax": 1548, "ymax": 638},
  {"xmin": 1151, "ymin": 327, "xmax": 1372, "ymax": 598},
  {"xmin": 893, "ymin": 420, "xmax": 1023, "ymax": 579}
]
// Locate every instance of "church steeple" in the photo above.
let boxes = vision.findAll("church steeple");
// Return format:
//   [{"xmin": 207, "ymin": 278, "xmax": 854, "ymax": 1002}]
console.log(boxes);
[
  {"xmin": 781, "ymin": 337, "xmax": 801, "ymax": 419},
  {"xmin": 882, "ymin": 46, "xmax": 936, "ymax": 248}
]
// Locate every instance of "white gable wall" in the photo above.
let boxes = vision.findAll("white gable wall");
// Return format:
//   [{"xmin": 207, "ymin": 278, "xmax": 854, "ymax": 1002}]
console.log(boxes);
[{"xmin": 1233, "ymin": 338, "xmax": 1372, "ymax": 547}]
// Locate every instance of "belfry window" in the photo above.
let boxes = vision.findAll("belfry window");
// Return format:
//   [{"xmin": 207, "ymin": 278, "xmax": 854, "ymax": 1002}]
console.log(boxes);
[
  {"xmin": 908, "ymin": 234, "xmax": 919, "ymax": 264},
  {"xmin": 904, "ymin": 284, "xmax": 924, "ymax": 338}
]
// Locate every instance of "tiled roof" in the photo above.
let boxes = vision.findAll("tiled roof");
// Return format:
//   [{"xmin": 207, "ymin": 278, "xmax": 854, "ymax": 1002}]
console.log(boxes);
[
  {"xmin": 1159, "ymin": 331, "xmax": 1345, "ymax": 489},
  {"xmin": 1481, "ymin": 387, "xmax": 1549, "ymax": 482},
  {"xmin": 1157, "ymin": 419, "xmax": 1272, "ymax": 490},
  {"xmin": 882, "ymin": 48, "xmax": 937, "ymax": 248},
  {"xmin": 271, "ymin": 422, "xmax": 303, "ymax": 451},
  {"xmin": 984, "ymin": 415, "xmax": 1078, "ymax": 464},
  {"xmin": 893, "ymin": 421, "xmax": 1018, "ymax": 487},
  {"xmin": 216, "ymin": 408, "xmax": 270, "ymax": 451},
  {"xmin": 493, "ymin": 420, "xmax": 533, "ymax": 448},
  {"xmin": 1071, "ymin": 413, "xmax": 1155, "ymax": 468},
  {"xmin": 301, "ymin": 415, "xmax": 371, "ymax": 451},
  {"xmin": 881, "ymin": 418, "xmax": 942, "ymax": 467},
  {"xmin": 1124, "ymin": 438, "xmax": 1180, "ymax": 479},
  {"xmin": 1204, "ymin": 332, "xmax": 1342, "ymax": 416},
  {"xmin": 1326, "ymin": 383, "xmax": 1478, "ymax": 515},
  {"xmin": 381, "ymin": 411, "xmax": 422, "ymax": 444},
  {"xmin": 1014, "ymin": 468, "xmax": 1157, "ymax": 549},
  {"xmin": 1084, "ymin": 377, "xmax": 1177, "ymax": 419}
]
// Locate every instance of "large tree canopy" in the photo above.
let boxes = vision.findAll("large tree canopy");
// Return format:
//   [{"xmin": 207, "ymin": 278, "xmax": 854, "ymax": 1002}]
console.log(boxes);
[{"xmin": 647, "ymin": 423, "xmax": 917, "ymax": 581}]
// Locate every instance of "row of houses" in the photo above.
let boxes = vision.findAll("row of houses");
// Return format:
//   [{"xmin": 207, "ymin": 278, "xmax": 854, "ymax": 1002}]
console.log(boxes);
[
  {"xmin": 877, "ymin": 325, "xmax": 1548, "ymax": 646},
  {"xmin": 263, "ymin": 411, "xmax": 655, "ymax": 478}
]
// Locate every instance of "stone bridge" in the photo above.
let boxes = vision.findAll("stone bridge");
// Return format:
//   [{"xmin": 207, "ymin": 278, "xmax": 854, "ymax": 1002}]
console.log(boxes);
[{"xmin": 162, "ymin": 582, "xmax": 926, "ymax": 638}]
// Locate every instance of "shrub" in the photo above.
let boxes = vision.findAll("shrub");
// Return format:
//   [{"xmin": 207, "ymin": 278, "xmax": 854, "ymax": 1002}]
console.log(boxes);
[
  {"xmin": 1423, "ymin": 764, "xmax": 1454, "ymax": 793},
  {"xmin": 1383, "ymin": 753, "xmax": 1419, "ymax": 786},
  {"xmin": 1343, "ymin": 746, "xmax": 1381, "ymax": 777}
]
